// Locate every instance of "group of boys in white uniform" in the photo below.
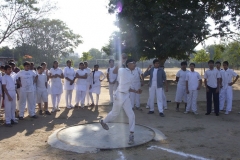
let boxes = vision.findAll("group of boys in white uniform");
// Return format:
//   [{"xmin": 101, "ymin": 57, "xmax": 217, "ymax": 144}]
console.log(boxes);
[{"xmin": 175, "ymin": 60, "xmax": 239, "ymax": 116}]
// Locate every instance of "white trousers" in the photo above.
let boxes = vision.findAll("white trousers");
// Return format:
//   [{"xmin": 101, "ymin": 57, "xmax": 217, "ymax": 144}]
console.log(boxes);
[
  {"xmin": 75, "ymin": 90, "xmax": 86, "ymax": 105},
  {"xmin": 84, "ymin": 83, "xmax": 91, "ymax": 105},
  {"xmin": 109, "ymin": 83, "xmax": 118, "ymax": 103},
  {"xmin": 130, "ymin": 82, "xmax": 141, "ymax": 108},
  {"xmin": 19, "ymin": 90, "xmax": 35, "ymax": 117},
  {"xmin": 65, "ymin": 90, "xmax": 73, "ymax": 107},
  {"xmin": 89, "ymin": 92, "xmax": 99, "ymax": 105},
  {"xmin": 219, "ymin": 86, "xmax": 233, "ymax": 111},
  {"xmin": 51, "ymin": 94, "xmax": 61, "ymax": 109},
  {"xmin": 175, "ymin": 85, "xmax": 187, "ymax": 103},
  {"xmin": 103, "ymin": 92, "xmax": 135, "ymax": 132},
  {"xmin": 149, "ymin": 86, "xmax": 163, "ymax": 113},
  {"xmin": 186, "ymin": 90, "xmax": 198, "ymax": 112},
  {"xmin": 162, "ymin": 89, "xmax": 167, "ymax": 108},
  {"xmin": 4, "ymin": 91, "xmax": 16, "ymax": 124}
]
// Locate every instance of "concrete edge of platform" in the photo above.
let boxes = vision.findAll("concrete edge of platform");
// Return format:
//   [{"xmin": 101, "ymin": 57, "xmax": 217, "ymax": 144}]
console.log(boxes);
[{"xmin": 47, "ymin": 122, "xmax": 166, "ymax": 154}]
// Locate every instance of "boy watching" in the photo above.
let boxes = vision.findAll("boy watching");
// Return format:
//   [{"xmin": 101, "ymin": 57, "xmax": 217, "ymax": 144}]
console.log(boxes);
[
  {"xmin": 220, "ymin": 61, "xmax": 239, "ymax": 114},
  {"xmin": 184, "ymin": 63, "xmax": 202, "ymax": 115},
  {"xmin": 36, "ymin": 66, "xmax": 51, "ymax": 115},
  {"xmin": 2, "ymin": 65, "xmax": 19, "ymax": 127},
  {"xmin": 16, "ymin": 61, "xmax": 37, "ymax": 119},
  {"xmin": 204, "ymin": 60, "xmax": 221, "ymax": 116}
]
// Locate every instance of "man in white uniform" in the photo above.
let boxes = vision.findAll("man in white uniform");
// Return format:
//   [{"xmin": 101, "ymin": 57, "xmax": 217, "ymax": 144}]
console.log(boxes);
[
  {"xmin": 184, "ymin": 63, "xmax": 202, "ymax": 115},
  {"xmin": 100, "ymin": 59, "xmax": 141, "ymax": 145},
  {"xmin": 2, "ymin": 65, "xmax": 18, "ymax": 127},
  {"xmin": 106, "ymin": 59, "xmax": 118, "ymax": 105},
  {"xmin": 143, "ymin": 59, "xmax": 167, "ymax": 117},
  {"xmin": 84, "ymin": 61, "xmax": 92, "ymax": 106},
  {"xmin": 175, "ymin": 61, "xmax": 189, "ymax": 112},
  {"xmin": 219, "ymin": 61, "xmax": 239, "ymax": 115},
  {"xmin": 130, "ymin": 66, "xmax": 144, "ymax": 110},
  {"xmin": 16, "ymin": 61, "xmax": 37, "ymax": 119},
  {"xmin": 204, "ymin": 60, "xmax": 221, "ymax": 116}
]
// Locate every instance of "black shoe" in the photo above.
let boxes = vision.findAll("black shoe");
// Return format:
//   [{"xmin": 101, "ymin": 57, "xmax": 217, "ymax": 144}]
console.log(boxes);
[
  {"xmin": 39, "ymin": 110, "xmax": 43, "ymax": 115},
  {"xmin": 11, "ymin": 119, "xmax": 18, "ymax": 124},
  {"xmin": 148, "ymin": 111, "xmax": 154, "ymax": 114},
  {"xmin": 216, "ymin": 113, "xmax": 219, "ymax": 116},
  {"xmin": 44, "ymin": 111, "xmax": 51, "ymax": 115},
  {"xmin": 159, "ymin": 113, "xmax": 165, "ymax": 117},
  {"xmin": 18, "ymin": 117, "xmax": 24, "ymax": 120},
  {"xmin": 205, "ymin": 113, "xmax": 210, "ymax": 115},
  {"xmin": 31, "ymin": 115, "xmax": 38, "ymax": 119}
]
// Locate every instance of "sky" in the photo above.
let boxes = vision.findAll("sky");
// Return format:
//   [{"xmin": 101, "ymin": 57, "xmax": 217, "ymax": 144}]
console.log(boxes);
[{"xmin": 50, "ymin": 0, "xmax": 117, "ymax": 56}]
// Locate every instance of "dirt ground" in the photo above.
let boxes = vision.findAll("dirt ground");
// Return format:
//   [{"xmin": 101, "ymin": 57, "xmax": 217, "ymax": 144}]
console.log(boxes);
[{"xmin": 0, "ymin": 68, "xmax": 240, "ymax": 160}]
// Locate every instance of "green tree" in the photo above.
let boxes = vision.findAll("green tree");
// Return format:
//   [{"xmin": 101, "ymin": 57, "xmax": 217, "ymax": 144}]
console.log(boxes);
[
  {"xmin": 15, "ymin": 19, "xmax": 82, "ymax": 65},
  {"xmin": 88, "ymin": 48, "xmax": 102, "ymax": 60},
  {"xmin": 0, "ymin": 0, "xmax": 54, "ymax": 44},
  {"xmin": 224, "ymin": 42, "xmax": 240, "ymax": 69},
  {"xmin": 80, "ymin": 52, "xmax": 92, "ymax": 62},
  {"xmin": 107, "ymin": 0, "xmax": 240, "ymax": 65},
  {"xmin": 191, "ymin": 49, "xmax": 209, "ymax": 75},
  {"xmin": 206, "ymin": 44, "xmax": 225, "ymax": 61},
  {"xmin": 0, "ymin": 46, "xmax": 13, "ymax": 57}
]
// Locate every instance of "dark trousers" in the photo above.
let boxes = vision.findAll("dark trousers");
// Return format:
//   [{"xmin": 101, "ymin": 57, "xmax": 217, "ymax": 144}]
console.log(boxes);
[{"xmin": 206, "ymin": 86, "xmax": 219, "ymax": 114}]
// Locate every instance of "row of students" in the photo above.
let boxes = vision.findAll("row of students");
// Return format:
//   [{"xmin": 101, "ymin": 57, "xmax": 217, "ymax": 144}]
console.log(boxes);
[{"xmin": 175, "ymin": 60, "xmax": 239, "ymax": 116}]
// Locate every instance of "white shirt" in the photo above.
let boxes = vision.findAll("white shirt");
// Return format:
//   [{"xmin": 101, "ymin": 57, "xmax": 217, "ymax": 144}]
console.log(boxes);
[
  {"xmin": 49, "ymin": 67, "xmax": 63, "ymax": 90},
  {"xmin": 117, "ymin": 68, "xmax": 134, "ymax": 93},
  {"xmin": 204, "ymin": 68, "xmax": 221, "ymax": 88},
  {"xmin": 152, "ymin": 68, "xmax": 158, "ymax": 87},
  {"xmin": 186, "ymin": 71, "xmax": 201, "ymax": 90},
  {"xmin": 90, "ymin": 71, "xmax": 105, "ymax": 86},
  {"xmin": 63, "ymin": 67, "xmax": 75, "ymax": 90},
  {"xmin": 36, "ymin": 74, "xmax": 47, "ymax": 91},
  {"xmin": 107, "ymin": 66, "xmax": 117, "ymax": 83},
  {"xmin": 16, "ymin": 70, "xmax": 36, "ymax": 92},
  {"xmin": 176, "ymin": 69, "xmax": 189, "ymax": 87},
  {"xmin": 85, "ymin": 67, "xmax": 92, "ymax": 82},
  {"xmin": 220, "ymin": 69, "xmax": 238, "ymax": 89},
  {"xmin": 2, "ymin": 74, "xmax": 16, "ymax": 91},
  {"xmin": 132, "ymin": 67, "xmax": 142, "ymax": 83},
  {"xmin": 75, "ymin": 69, "xmax": 88, "ymax": 91}
]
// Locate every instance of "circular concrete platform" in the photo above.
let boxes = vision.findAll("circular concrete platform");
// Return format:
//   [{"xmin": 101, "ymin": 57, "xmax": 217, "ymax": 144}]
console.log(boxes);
[{"xmin": 48, "ymin": 123, "xmax": 166, "ymax": 153}]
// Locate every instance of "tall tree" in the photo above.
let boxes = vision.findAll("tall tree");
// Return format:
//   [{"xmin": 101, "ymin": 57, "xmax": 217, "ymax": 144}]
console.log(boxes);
[
  {"xmin": 107, "ymin": 0, "xmax": 240, "ymax": 64},
  {"xmin": 0, "ymin": 0, "xmax": 54, "ymax": 44},
  {"xmin": 15, "ymin": 19, "xmax": 82, "ymax": 65},
  {"xmin": 80, "ymin": 52, "xmax": 92, "ymax": 62},
  {"xmin": 88, "ymin": 48, "xmax": 102, "ymax": 60},
  {"xmin": 191, "ymin": 49, "xmax": 209, "ymax": 75}
]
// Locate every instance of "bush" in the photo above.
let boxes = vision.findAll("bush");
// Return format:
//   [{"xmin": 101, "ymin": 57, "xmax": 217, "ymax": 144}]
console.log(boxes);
[{"xmin": 19, "ymin": 65, "xmax": 24, "ymax": 70}]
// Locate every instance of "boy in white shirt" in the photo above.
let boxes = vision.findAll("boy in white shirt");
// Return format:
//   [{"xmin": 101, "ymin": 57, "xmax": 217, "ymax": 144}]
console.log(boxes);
[
  {"xmin": 175, "ymin": 61, "xmax": 189, "ymax": 112},
  {"xmin": 130, "ymin": 65, "xmax": 143, "ymax": 110},
  {"xmin": 36, "ymin": 66, "xmax": 51, "ymax": 115},
  {"xmin": 204, "ymin": 60, "xmax": 221, "ymax": 116},
  {"xmin": 75, "ymin": 62, "xmax": 88, "ymax": 108},
  {"xmin": 2, "ymin": 65, "xmax": 18, "ymax": 127},
  {"xmin": 100, "ymin": 59, "xmax": 141, "ymax": 145},
  {"xmin": 17, "ymin": 61, "xmax": 37, "ymax": 119},
  {"xmin": 106, "ymin": 59, "xmax": 118, "ymax": 105},
  {"xmin": 184, "ymin": 63, "xmax": 202, "ymax": 115},
  {"xmin": 220, "ymin": 61, "xmax": 239, "ymax": 115}
]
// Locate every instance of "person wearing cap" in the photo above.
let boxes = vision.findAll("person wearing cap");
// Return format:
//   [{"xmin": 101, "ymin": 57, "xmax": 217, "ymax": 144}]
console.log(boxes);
[
  {"xmin": 83, "ymin": 61, "xmax": 92, "ymax": 106},
  {"xmin": 143, "ymin": 59, "xmax": 167, "ymax": 117},
  {"xmin": 89, "ymin": 64, "xmax": 105, "ymax": 107},
  {"xmin": 106, "ymin": 59, "xmax": 118, "ymax": 105},
  {"xmin": 100, "ymin": 59, "xmax": 141, "ymax": 145}
]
